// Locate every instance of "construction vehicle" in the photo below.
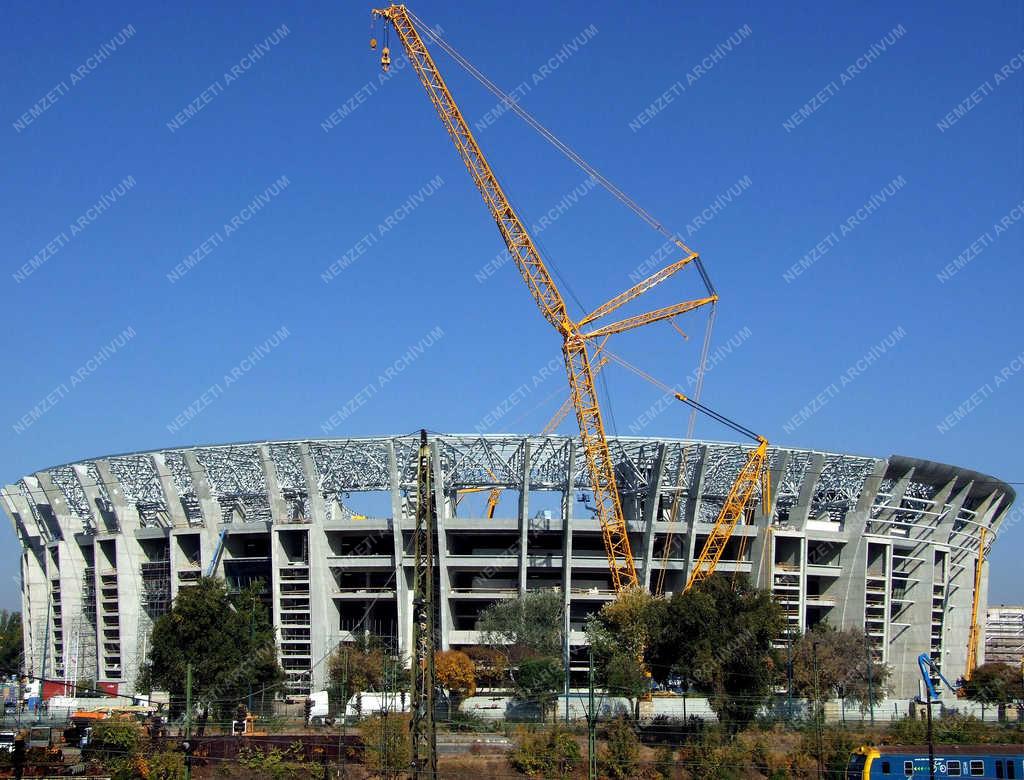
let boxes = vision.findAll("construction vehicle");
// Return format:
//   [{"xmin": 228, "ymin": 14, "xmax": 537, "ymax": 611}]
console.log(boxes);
[
  {"xmin": 205, "ymin": 527, "xmax": 229, "ymax": 577},
  {"xmin": 964, "ymin": 527, "xmax": 989, "ymax": 681},
  {"xmin": 369, "ymin": 5, "xmax": 767, "ymax": 593}
]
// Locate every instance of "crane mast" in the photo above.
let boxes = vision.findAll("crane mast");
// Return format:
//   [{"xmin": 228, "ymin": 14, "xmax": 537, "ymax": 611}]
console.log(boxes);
[{"xmin": 371, "ymin": 4, "xmax": 716, "ymax": 590}]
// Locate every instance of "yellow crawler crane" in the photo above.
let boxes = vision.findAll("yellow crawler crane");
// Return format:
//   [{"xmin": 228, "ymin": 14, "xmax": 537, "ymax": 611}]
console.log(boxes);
[
  {"xmin": 370, "ymin": 4, "xmax": 716, "ymax": 591},
  {"xmin": 684, "ymin": 434, "xmax": 770, "ymax": 592},
  {"xmin": 963, "ymin": 526, "xmax": 989, "ymax": 681}
]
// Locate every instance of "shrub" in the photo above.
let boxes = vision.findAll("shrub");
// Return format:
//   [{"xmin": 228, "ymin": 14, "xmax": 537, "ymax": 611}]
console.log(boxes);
[
  {"xmin": 148, "ymin": 751, "xmax": 186, "ymax": 780},
  {"xmin": 509, "ymin": 726, "xmax": 581, "ymax": 778},
  {"xmin": 653, "ymin": 744, "xmax": 676, "ymax": 779},
  {"xmin": 599, "ymin": 717, "xmax": 640, "ymax": 780},
  {"xmin": 83, "ymin": 719, "xmax": 143, "ymax": 760},
  {"xmin": 359, "ymin": 713, "xmax": 412, "ymax": 775}
]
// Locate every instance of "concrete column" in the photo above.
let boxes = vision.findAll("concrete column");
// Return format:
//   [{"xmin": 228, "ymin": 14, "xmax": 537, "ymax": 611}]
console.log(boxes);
[
  {"xmin": 258, "ymin": 445, "xmax": 287, "ymax": 635},
  {"xmin": 258, "ymin": 445, "xmax": 289, "ymax": 522},
  {"xmin": 298, "ymin": 443, "xmax": 332, "ymax": 689},
  {"xmin": 518, "ymin": 442, "xmax": 532, "ymax": 595},
  {"xmin": 182, "ymin": 451, "xmax": 222, "ymax": 574},
  {"xmin": 151, "ymin": 454, "xmax": 188, "ymax": 528},
  {"xmin": 749, "ymin": 451, "xmax": 789, "ymax": 589},
  {"xmin": 35, "ymin": 473, "xmax": 94, "ymax": 687},
  {"xmin": 430, "ymin": 440, "xmax": 453, "ymax": 650},
  {"xmin": 682, "ymin": 445, "xmax": 709, "ymax": 585},
  {"xmin": 2, "ymin": 488, "xmax": 51, "ymax": 677},
  {"xmin": 387, "ymin": 441, "xmax": 411, "ymax": 664},
  {"xmin": 792, "ymin": 453, "xmax": 825, "ymax": 530},
  {"xmin": 639, "ymin": 444, "xmax": 667, "ymax": 590},
  {"xmin": 561, "ymin": 441, "xmax": 576, "ymax": 640}
]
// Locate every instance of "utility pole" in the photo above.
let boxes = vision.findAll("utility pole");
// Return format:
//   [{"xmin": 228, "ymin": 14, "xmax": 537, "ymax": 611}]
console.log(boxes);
[
  {"xmin": 587, "ymin": 644, "xmax": 596, "ymax": 780},
  {"xmin": 563, "ymin": 606, "xmax": 570, "ymax": 725},
  {"xmin": 184, "ymin": 663, "xmax": 193, "ymax": 780},
  {"xmin": 410, "ymin": 430, "xmax": 438, "ymax": 779},
  {"xmin": 865, "ymin": 637, "xmax": 875, "ymax": 725},
  {"xmin": 786, "ymin": 629, "xmax": 794, "ymax": 723},
  {"xmin": 339, "ymin": 649, "xmax": 349, "ymax": 778},
  {"xmin": 247, "ymin": 593, "xmax": 255, "ymax": 714},
  {"xmin": 812, "ymin": 641, "xmax": 823, "ymax": 780},
  {"xmin": 925, "ymin": 695, "xmax": 936, "ymax": 780}
]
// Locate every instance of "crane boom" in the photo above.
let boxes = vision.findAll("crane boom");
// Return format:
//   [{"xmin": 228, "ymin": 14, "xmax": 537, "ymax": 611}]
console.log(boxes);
[
  {"xmin": 684, "ymin": 438, "xmax": 770, "ymax": 592},
  {"xmin": 371, "ymin": 4, "xmax": 714, "ymax": 590},
  {"xmin": 964, "ymin": 527, "xmax": 989, "ymax": 681}
]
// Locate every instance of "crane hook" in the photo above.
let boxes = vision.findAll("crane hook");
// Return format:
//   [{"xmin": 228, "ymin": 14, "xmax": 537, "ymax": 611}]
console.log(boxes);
[{"xmin": 380, "ymin": 46, "xmax": 391, "ymax": 72}]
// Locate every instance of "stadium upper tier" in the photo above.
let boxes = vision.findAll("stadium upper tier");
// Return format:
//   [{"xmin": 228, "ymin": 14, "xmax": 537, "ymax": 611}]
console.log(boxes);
[{"xmin": 2, "ymin": 434, "xmax": 1014, "ymax": 698}]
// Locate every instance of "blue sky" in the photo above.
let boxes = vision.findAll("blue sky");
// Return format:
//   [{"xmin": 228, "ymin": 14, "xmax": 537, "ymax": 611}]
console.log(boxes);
[{"xmin": 0, "ymin": 0, "xmax": 1021, "ymax": 610}]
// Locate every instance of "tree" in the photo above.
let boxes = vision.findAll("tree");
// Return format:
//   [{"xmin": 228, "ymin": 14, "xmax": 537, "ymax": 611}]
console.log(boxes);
[
  {"xmin": 587, "ymin": 589, "xmax": 656, "ymax": 718},
  {"xmin": 963, "ymin": 662, "xmax": 1024, "ymax": 720},
  {"xmin": 434, "ymin": 650, "xmax": 476, "ymax": 719},
  {"xmin": 645, "ymin": 576, "xmax": 784, "ymax": 732},
  {"xmin": 479, "ymin": 589, "xmax": 564, "ymax": 664},
  {"xmin": 138, "ymin": 578, "xmax": 283, "ymax": 718},
  {"xmin": 327, "ymin": 634, "xmax": 406, "ymax": 718},
  {"xmin": 464, "ymin": 645, "xmax": 508, "ymax": 689},
  {"xmin": 790, "ymin": 623, "xmax": 889, "ymax": 711},
  {"xmin": 0, "ymin": 611, "xmax": 22, "ymax": 672},
  {"xmin": 359, "ymin": 713, "xmax": 411, "ymax": 776},
  {"xmin": 515, "ymin": 657, "xmax": 564, "ymax": 722},
  {"xmin": 479, "ymin": 590, "xmax": 565, "ymax": 721}
]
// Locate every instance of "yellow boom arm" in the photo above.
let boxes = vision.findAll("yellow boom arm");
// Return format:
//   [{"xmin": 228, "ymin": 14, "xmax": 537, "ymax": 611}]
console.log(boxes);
[{"xmin": 371, "ymin": 4, "xmax": 715, "ymax": 590}]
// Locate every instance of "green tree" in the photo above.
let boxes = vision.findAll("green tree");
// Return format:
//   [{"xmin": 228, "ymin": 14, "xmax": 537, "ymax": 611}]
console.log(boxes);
[
  {"xmin": 83, "ymin": 719, "xmax": 143, "ymax": 762},
  {"xmin": 327, "ymin": 634, "xmax": 406, "ymax": 717},
  {"xmin": 791, "ymin": 623, "xmax": 890, "ymax": 711},
  {"xmin": 587, "ymin": 589, "xmax": 655, "ymax": 718},
  {"xmin": 138, "ymin": 578, "xmax": 283, "ymax": 718},
  {"xmin": 0, "ymin": 611, "xmax": 22, "ymax": 672},
  {"xmin": 479, "ymin": 589, "xmax": 564, "ymax": 664},
  {"xmin": 963, "ymin": 662, "xmax": 1024, "ymax": 719},
  {"xmin": 646, "ymin": 576, "xmax": 783, "ymax": 732},
  {"xmin": 515, "ymin": 657, "xmax": 564, "ymax": 722}
]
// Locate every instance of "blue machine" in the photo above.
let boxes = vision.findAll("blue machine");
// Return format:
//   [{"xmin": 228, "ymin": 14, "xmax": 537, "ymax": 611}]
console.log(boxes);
[{"xmin": 205, "ymin": 528, "xmax": 229, "ymax": 577}]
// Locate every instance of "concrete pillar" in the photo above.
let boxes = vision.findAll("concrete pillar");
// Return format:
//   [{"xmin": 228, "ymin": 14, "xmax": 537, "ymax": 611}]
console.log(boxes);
[
  {"xmin": 518, "ymin": 442, "xmax": 531, "ymax": 595},
  {"xmin": 298, "ymin": 443, "xmax": 332, "ymax": 690},
  {"xmin": 151, "ymin": 454, "xmax": 188, "ymax": 528},
  {"xmin": 750, "ymin": 451, "xmax": 789, "ymax": 589},
  {"xmin": 792, "ymin": 453, "xmax": 825, "ymax": 530},
  {"xmin": 561, "ymin": 441, "xmax": 576, "ymax": 641},
  {"xmin": 430, "ymin": 441, "xmax": 453, "ymax": 650},
  {"xmin": 681, "ymin": 445, "xmax": 709, "ymax": 586},
  {"xmin": 387, "ymin": 441, "xmax": 411, "ymax": 663},
  {"xmin": 639, "ymin": 444, "xmax": 667, "ymax": 590}
]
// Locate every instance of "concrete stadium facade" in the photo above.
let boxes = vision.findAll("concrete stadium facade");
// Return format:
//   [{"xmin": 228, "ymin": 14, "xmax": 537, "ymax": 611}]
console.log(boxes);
[{"xmin": 1, "ymin": 434, "xmax": 1014, "ymax": 700}]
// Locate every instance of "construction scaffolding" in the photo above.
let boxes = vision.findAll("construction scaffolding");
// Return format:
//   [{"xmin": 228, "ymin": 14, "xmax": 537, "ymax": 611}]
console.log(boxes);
[{"xmin": 985, "ymin": 606, "xmax": 1024, "ymax": 665}]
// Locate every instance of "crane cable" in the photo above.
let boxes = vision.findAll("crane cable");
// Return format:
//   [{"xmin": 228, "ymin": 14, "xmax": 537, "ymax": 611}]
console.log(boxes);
[
  {"xmin": 600, "ymin": 346, "xmax": 762, "ymax": 444},
  {"xmin": 405, "ymin": 6, "xmax": 722, "ymax": 439},
  {"xmin": 407, "ymin": 8, "xmax": 717, "ymax": 298}
]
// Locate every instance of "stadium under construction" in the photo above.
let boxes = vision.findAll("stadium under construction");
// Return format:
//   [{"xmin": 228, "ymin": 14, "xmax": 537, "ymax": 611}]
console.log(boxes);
[{"xmin": 1, "ymin": 434, "xmax": 1014, "ymax": 700}]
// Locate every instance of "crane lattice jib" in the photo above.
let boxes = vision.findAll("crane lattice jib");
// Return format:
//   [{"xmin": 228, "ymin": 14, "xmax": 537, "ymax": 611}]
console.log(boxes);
[
  {"xmin": 371, "ymin": 4, "xmax": 647, "ymax": 589},
  {"xmin": 964, "ymin": 526, "xmax": 988, "ymax": 681},
  {"xmin": 683, "ymin": 438, "xmax": 770, "ymax": 593}
]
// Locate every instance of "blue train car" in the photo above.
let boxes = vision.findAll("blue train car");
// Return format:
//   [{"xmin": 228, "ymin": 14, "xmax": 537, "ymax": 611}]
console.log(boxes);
[{"xmin": 849, "ymin": 745, "xmax": 1024, "ymax": 778}]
